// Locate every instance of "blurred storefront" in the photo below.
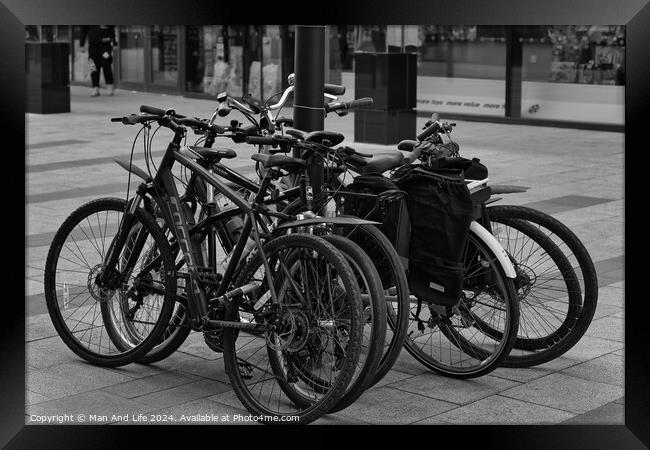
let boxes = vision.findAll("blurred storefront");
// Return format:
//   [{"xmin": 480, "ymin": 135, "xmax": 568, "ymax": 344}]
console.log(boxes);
[{"xmin": 47, "ymin": 24, "xmax": 624, "ymax": 128}]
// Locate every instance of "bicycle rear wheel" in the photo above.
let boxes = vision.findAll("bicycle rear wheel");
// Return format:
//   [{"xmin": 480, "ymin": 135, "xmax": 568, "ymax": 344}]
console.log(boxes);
[
  {"xmin": 402, "ymin": 228, "xmax": 519, "ymax": 378},
  {"xmin": 333, "ymin": 223, "xmax": 410, "ymax": 387},
  {"xmin": 44, "ymin": 198, "xmax": 177, "ymax": 367},
  {"xmin": 222, "ymin": 234, "xmax": 364, "ymax": 424},
  {"xmin": 487, "ymin": 205, "xmax": 598, "ymax": 367}
]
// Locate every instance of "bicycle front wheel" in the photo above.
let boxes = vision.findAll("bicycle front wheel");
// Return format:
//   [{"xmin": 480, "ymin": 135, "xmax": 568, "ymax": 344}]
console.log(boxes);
[
  {"xmin": 44, "ymin": 198, "xmax": 177, "ymax": 367},
  {"xmin": 222, "ymin": 234, "xmax": 364, "ymax": 424}
]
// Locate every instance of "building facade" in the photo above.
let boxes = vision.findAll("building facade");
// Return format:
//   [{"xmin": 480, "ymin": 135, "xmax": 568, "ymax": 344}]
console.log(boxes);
[{"xmin": 27, "ymin": 25, "xmax": 625, "ymax": 128}]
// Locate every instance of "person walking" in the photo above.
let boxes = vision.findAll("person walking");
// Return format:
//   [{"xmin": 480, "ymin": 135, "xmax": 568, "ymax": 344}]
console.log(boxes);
[{"xmin": 79, "ymin": 26, "xmax": 117, "ymax": 97}]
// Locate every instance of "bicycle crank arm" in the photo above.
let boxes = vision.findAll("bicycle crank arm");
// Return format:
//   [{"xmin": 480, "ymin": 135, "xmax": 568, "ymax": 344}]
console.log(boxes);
[{"xmin": 204, "ymin": 319, "xmax": 271, "ymax": 332}]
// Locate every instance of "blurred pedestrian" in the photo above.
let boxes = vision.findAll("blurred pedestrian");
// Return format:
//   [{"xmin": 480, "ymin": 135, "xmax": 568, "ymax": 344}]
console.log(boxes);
[{"xmin": 80, "ymin": 26, "xmax": 117, "ymax": 97}]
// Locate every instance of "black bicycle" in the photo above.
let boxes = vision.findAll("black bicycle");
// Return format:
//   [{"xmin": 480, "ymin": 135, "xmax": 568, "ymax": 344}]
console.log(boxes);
[
  {"xmin": 44, "ymin": 108, "xmax": 373, "ymax": 424},
  {"xmin": 396, "ymin": 115, "xmax": 598, "ymax": 367}
]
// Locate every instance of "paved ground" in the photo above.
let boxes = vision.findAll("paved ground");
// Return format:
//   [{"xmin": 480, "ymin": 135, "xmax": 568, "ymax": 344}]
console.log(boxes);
[{"xmin": 24, "ymin": 85, "xmax": 624, "ymax": 425}]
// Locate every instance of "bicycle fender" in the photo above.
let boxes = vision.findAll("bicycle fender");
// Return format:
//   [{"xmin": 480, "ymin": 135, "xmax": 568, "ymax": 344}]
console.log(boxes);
[
  {"xmin": 489, "ymin": 184, "xmax": 530, "ymax": 195},
  {"xmin": 469, "ymin": 221, "xmax": 517, "ymax": 279},
  {"xmin": 114, "ymin": 157, "xmax": 152, "ymax": 182},
  {"xmin": 275, "ymin": 215, "xmax": 381, "ymax": 231}
]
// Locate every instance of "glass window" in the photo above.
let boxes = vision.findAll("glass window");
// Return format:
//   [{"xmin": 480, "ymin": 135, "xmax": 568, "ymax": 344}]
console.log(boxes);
[
  {"xmin": 150, "ymin": 26, "xmax": 179, "ymax": 87},
  {"xmin": 119, "ymin": 26, "xmax": 145, "ymax": 83},
  {"xmin": 413, "ymin": 25, "xmax": 507, "ymax": 116},
  {"xmin": 262, "ymin": 25, "xmax": 283, "ymax": 100},
  {"xmin": 520, "ymin": 25, "xmax": 624, "ymax": 124}
]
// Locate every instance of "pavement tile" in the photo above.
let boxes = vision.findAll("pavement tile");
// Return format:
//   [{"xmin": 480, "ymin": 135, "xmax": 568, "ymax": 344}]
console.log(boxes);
[
  {"xmin": 431, "ymin": 394, "xmax": 575, "ymax": 425},
  {"xmin": 491, "ymin": 366, "xmax": 555, "ymax": 384},
  {"xmin": 560, "ymin": 353, "xmax": 624, "ymax": 387},
  {"xmin": 561, "ymin": 400, "xmax": 624, "ymax": 424},
  {"xmin": 500, "ymin": 373, "xmax": 624, "ymax": 414},
  {"xmin": 26, "ymin": 390, "xmax": 49, "ymax": 406},
  {"xmin": 26, "ymin": 390, "xmax": 154, "ymax": 425},
  {"xmin": 133, "ymin": 379, "xmax": 231, "ymax": 410},
  {"xmin": 27, "ymin": 361, "xmax": 134, "ymax": 402},
  {"xmin": 102, "ymin": 371, "xmax": 201, "ymax": 399},
  {"xmin": 372, "ymin": 368, "xmax": 416, "ymax": 388},
  {"xmin": 387, "ymin": 373, "xmax": 520, "ymax": 405},
  {"xmin": 531, "ymin": 334, "xmax": 623, "ymax": 371},
  {"xmin": 597, "ymin": 284, "xmax": 625, "ymax": 308},
  {"xmin": 26, "ymin": 313, "xmax": 59, "ymax": 342},
  {"xmin": 149, "ymin": 350, "xmax": 230, "ymax": 384},
  {"xmin": 584, "ymin": 316, "xmax": 624, "ymax": 343},
  {"xmin": 387, "ymin": 351, "xmax": 430, "ymax": 376},
  {"xmin": 334, "ymin": 386, "xmax": 457, "ymax": 424},
  {"xmin": 592, "ymin": 301, "xmax": 623, "ymax": 320},
  {"xmin": 26, "ymin": 336, "xmax": 80, "ymax": 369}
]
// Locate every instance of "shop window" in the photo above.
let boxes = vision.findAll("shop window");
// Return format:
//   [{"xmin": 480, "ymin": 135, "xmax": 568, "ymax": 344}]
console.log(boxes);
[{"xmin": 520, "ymin": 25, "xmax": 624, "ymax": 124}]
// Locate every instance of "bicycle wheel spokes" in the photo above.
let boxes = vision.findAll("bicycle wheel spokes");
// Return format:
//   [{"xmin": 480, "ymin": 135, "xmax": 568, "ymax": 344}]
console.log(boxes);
[
  {"xmin": 403, "ymin": 230, "xmax": 518, "ymax": 378},
  {"xmin": 45, "ymin": 198, "xmax": 176, "ymax": 366},
  {"xmin": 223, "ymin": 234, "xmax": 363, "ymax": 424}
]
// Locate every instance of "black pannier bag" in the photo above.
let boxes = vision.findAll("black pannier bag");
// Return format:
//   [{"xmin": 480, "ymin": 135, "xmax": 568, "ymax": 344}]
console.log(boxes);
[
  {"xmin": 391, "ymin": 165, "xmax": 474, "ymax": 306},
  {"xmin": 427, "ymin": 156, "xmax": 488, "ymax": 181},
  {"xmin": 339, "ymin": 174, "xmax": 411, "ymax": 286}
]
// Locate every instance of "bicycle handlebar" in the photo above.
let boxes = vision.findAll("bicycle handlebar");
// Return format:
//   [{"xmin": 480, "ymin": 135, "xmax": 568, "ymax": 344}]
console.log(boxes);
[
  {"xmin": 325, "ymin": 97, "xmax": 374, "ymax": 114},
  {"xmin": 139, "ymin": 105, "xmax": 186, "ymax": 118},
  {"xmin": 416, "ymin": 120, "xmax": 442, "ymax": 141},
  {"xmin": 324, "ymin": 83, "xmax": 345, "ymax": 96}
]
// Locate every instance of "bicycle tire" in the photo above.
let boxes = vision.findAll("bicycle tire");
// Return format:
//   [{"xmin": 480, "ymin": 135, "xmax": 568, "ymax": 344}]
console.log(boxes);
[
  {"xmin": 44, "ymin": 197, "xmax": 177, "ymax": 367},
  {"xmin": 222, "ymin": 234, "xmax": 364, "ymax": 424},
  {"xmin": 312, "ymin": 234, "xmax": 386, "ymax": 412},
  {"xmin": 486, "ymin": 204, "xmax": 598, "ymax": 367},
  {"xmin": 401, "ymin": 228, "xmax": 520, "ymax": 378}
]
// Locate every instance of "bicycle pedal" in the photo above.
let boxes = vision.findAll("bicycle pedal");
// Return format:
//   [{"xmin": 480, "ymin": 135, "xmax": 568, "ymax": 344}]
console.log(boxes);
[{"xmin": 196, "ymin": 266, "xmax": 223, "ymax": 286}]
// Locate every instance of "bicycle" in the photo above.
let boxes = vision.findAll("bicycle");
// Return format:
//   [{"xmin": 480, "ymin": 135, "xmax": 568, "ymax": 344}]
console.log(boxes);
[
  {"xmin": 396, "ymin": 115, "xmax": 599, "ymax": 367},
  {"xmin": 44, "ymin": 109, "xmax": 371, "ymax": 424}
]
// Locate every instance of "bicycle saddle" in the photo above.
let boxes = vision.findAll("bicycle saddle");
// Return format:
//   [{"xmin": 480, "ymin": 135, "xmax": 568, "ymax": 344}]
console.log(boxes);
[
  {"xmin": 349, "ymin": 150, "xmax": 404, "ymax": 175},
  {"xmin": 251, "ymin": 153, "xmax": 307, "ymax": 173},
  {"xmin": 285, "ymin": 129, "xmax": 345, "ymax": 146},
  {"xmin": 397, "ymin": 139, "xmax": 417, "ymax": 151},
  {"xmin": 181, "ymin": 146, "xmax": 237, "ymax": 161}
]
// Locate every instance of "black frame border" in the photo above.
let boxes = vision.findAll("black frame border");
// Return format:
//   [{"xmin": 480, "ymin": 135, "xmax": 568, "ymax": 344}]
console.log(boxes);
[{"xmin": 5, "ymin": 0, "xmax": 648, "ymax": 446}]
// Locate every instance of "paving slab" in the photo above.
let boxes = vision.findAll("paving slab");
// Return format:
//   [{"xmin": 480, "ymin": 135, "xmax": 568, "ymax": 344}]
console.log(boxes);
[
  {"xmin": 26, "ymin": 361, "xmax": 134, "ymax": 403},
  {"xmin": 102, "ymin": 371, "xmax": 201, "ymax": 399},
  {"xmin": 584, "ymin": 316, "xmax": 624, "ymax": 343},
  {"xmin": 386, "ymin": 373, "xmax": 520, "ymax": 406},
  {"xmin": 500, "ymin": 373, "xmax": 624, "ymax": 414},
  {"xmin": 334, "ymin": 386, "xmax": 457, "ymax": 424},
  {"xmin": 560, "ymin": 353, "xmax": 624, "ymax": 387},
  {"xmin": 430, "ymin": 394, "xmax": 575, "ymax": 425},
  {"xmin": 561, "ymin": 400, "xmax": 624, "ymax": 425},
  {"xmin": 133, "ymin": 379, "xmax": 231, "ymax": 410}
]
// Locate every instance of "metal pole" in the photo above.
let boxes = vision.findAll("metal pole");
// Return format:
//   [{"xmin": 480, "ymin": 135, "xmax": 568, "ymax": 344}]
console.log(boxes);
[
  {"xmin": 293, "ymin": 25, "xmax": 325, "ymax": 132},
  {"xmin": 293, "ymin": 25, "xmax": 326, "ymax": 208}
]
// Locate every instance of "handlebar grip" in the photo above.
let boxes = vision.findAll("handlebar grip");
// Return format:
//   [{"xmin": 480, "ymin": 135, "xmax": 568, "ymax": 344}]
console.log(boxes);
[
  {"xmin": 246, "ymin": 136, "xmax": 277, "ymax": 146},
  {"xmin": 139, "ymin": 105, "xmax": 186, "ymax": 118},
  {"xmin": 355, "ymin": 151, "xmax": 373, "ymax": 158},
  {"xmin": 110, "ymin": 117, "xmax": 123, "ymax": 122},
  {"xmin": 324, "ymin": 83, "xmax": 346, "ymax": 96},
  {"xmin": 348, "ymin": 97, "xmax": 373, "ymax": 109},
  {"xmin": 404, "ymin": 146, "xmax": 423, "ymax": 164},
  {"xmin": 416, "ymin": 121, "xmax": 441, "ymax": 141}
]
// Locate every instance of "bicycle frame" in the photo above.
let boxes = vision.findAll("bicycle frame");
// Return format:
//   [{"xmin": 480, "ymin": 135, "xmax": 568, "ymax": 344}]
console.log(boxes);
[{"xmin": 102, "ymin": 130, "xmax": 280, "ymax": 332}]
